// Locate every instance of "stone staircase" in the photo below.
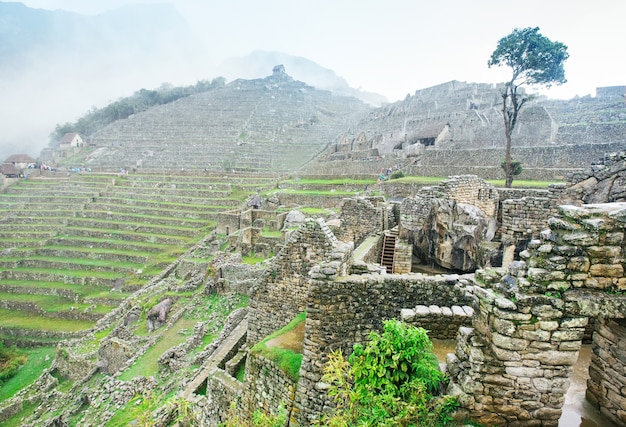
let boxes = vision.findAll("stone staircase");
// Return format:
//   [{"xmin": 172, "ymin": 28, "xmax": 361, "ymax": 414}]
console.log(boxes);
[
  {"xmin": 380, "ymin": 229, "xmax": 397, "ymax": 273},
  {"xmin": 182, "ymin": 316, "xmax": 248, "ymax": 400}
]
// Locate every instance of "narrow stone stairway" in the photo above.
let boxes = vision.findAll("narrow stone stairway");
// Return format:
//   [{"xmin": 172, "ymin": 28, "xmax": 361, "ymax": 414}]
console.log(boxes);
[{"xmin": 380, "ymin": 230, "xmax": 397, "ymax": 273}]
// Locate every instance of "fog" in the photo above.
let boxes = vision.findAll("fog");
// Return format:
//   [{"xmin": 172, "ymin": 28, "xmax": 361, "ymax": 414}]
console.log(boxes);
[{"xmin": 3, "ymin": 0, "xmax": 625, "ymax": 161}]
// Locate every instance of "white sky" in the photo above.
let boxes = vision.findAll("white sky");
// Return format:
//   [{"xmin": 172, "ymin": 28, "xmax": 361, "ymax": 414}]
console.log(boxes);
[{"xmin": 18, "ymin": 0, "xmax": 626, "ymax": 102}]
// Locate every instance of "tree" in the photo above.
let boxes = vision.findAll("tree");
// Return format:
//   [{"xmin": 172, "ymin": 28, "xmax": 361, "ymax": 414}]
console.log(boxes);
[{"xmin": 488, "ymin": 27, "xmax": 569, "ymax": 187}]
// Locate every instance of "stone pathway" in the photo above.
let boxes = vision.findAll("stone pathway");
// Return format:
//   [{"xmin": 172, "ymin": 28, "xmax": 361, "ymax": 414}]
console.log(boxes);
[{"xmin": 182, "ymin": 317, "xmax": 248, "ymax": 399}]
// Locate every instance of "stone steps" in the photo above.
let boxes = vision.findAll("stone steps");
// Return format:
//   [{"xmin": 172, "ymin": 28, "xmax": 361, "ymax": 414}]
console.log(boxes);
[{"xmin": 0, "ymin": 171, "xmax": 260, "ymax": 339}]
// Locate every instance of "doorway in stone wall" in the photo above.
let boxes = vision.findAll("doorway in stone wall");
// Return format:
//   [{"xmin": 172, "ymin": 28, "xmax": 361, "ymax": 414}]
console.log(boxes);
[{"xmin": 559, "ymin": 316, "xmax": 621, "ymax": 427}]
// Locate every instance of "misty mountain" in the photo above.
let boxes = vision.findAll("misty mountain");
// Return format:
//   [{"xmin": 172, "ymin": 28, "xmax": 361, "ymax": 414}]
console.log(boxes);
[
  {"xmin": 217, "ymin": 50, "xmax": 388, "ymax": 107},
  {"xmin": 0, "ymin": 2, "xmax": 387, "ymax": 163},
  {"xmin": 0, "ymin": 2, "xmax": 208, "ymax": 161},
  {"xmin": 0, "ymin": 2, "xmax": 201, "ymax": 72}
]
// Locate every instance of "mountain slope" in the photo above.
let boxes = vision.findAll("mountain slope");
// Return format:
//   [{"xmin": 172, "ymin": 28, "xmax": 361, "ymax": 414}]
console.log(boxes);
[
  {"xmin": 69, "ymin": 67, "xmax": 373, "ymax": 173},
  {"xmin": 217, "ymin": 50, "xmax": 387, "ymax": 106},
  {"xmin": 0, "ymin": 2, "xmax": 208, "ymax": 161}
]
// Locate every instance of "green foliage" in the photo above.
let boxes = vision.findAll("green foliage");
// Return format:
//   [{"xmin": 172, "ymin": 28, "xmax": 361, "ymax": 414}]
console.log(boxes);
[
  {"xmin": 389, "ymin": 170, "xmax": 405, "ymax": 180},
  {"xmin": 319, "ymin": 320, "xmax": 457, "ymax": 427},
  {"xmin": 0, "ymin": 342, "xmax": 27, "ymax": 384},
  {"xmin": 488, "ymin": 27, "xmax": 568, "ymax": 188},
  {"xmin": 49, "ymin": 78, "xmax": 226, "ymax": 143},
  {"xmin": 500, "ymin": 159, "xmax": 523, "ymax": 176},
  {"xmin": 0, "ymin": 346, "xmax": 55, "ymax": 402},
  {"xmin": 488, "ymin": 27, "xmax": 569, "ymax": 87}
]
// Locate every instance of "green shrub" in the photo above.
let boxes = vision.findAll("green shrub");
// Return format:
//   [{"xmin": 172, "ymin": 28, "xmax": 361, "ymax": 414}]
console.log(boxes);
[
  {"xmin": 319, "ymin": 320, "xmax": 458, "ymax": 427},
  {"xmin": 390, "ymin": 170, "xmax": 405, "ymax": 180},
  {"xmin": 0, "ymin": 342, "xmax": 27, "ymax": 384}
]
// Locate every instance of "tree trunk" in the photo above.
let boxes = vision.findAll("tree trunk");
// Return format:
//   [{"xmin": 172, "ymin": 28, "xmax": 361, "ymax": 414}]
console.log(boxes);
[{"xmin": 502, "ymin": 88, "xmax": 513, "ymax": 188}]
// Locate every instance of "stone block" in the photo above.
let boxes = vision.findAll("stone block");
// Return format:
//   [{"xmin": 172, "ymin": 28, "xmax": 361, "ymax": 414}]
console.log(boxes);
[{"xmin": 400, "ymin": 308, "xmax": 415, "ymax": 321}]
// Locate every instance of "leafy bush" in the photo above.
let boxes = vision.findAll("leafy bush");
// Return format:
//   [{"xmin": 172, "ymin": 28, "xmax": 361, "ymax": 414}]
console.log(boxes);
[
  {"xmin": 319, "ymin": 320, "xmax": 458, "ymax": 427},
  {"xmin": 0, "ymin": 342, "xmax": 27, "ymax": 384},
  {"xmin": 390, "ymin": 170, "xmax": 405, "ymax": 180}
]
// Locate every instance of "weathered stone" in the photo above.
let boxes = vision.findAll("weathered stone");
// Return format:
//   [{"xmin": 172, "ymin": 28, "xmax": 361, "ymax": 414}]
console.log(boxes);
[{"xmin": 589, "ymin": 263, "xmax": 624, "ymax": 278}]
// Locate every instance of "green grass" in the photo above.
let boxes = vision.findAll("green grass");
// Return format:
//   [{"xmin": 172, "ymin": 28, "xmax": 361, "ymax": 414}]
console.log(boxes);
[
  {"xmin": 120, "ymin": 316, "xmax": 197, "ymax": 380},
  {"xmin": 242, "ymin": 255, "xmax": 268, "ymax": 264},
  {"xmin": 383, "ymin": 174, "xmax": 562, "ymax": 188},
  {"xmin": 298, "ymin": 207, "xmax": 336, "ymax": 215},
  {"xmin": 383, "ymin": 175, "xmax": 446, "ymax": 185},
  {"xmin": 282, "ymin": 178, "xmax": 376, "ymax": 185},
  {"xmin": 0, "ymin": 292, "xmax": 116, "ymax": 314},
  {"xmin": 0, "ymin": 308, "xmax": 95, "ymax": 332},
  {"xmin": 250, "ymin": 312, "xmax": 305, "ymax": 382},
  {"xmin": 0, "ymin": 346, "xmax": 56, "ymax": 401},
  {"xmin": 485, "ymin": 178, "xmax": 565, "ymax": 188},
  {"xmin": 261, "ymin": 229, "xmax": 282, "ymax": 238},
  {"xmin": 266, "ymin": 188, "xmax": 358, "ymax": 196}
]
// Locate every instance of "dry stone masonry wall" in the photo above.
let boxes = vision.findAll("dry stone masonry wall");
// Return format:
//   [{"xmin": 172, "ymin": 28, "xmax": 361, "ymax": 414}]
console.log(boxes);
[
  {"xmin": 447, "ymin": 202, "xmax": 626, "ymax": 426},
  {"xmin": 247, "ymin": 218, "xmax": 352, "ymax": 344}
]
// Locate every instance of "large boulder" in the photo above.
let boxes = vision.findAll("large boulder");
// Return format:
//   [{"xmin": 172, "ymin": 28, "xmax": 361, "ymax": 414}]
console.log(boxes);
[
  {"xmin": 412, "ymin": 199, "xmax": 496, "ymax": 272},
  {"xmin": 146, "ymin": 298, "xmax": 172, "ymax": 332}
]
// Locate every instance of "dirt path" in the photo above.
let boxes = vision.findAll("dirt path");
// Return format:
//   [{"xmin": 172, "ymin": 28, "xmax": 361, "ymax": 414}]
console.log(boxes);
[{"xmin": 265, "ymin": 322, "xmax": 305, "ymax": 353}]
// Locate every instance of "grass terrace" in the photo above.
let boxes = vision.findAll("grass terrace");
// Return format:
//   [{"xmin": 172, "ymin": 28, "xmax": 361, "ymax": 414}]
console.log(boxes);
[{"xmin": 0, "ymin": 172, "xmax": 269, "ymax": 346}]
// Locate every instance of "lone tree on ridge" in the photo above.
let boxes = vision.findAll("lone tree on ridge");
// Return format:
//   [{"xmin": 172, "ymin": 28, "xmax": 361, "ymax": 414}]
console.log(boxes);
[{"xmin": 488, "ymin": 27, "xmax": 569, "ymax": 187}]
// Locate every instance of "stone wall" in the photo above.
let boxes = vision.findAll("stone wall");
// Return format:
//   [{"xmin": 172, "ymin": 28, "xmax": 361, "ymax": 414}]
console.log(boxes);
[
  {"xmin": 587, "ymin": 317, "xmax": 626, "ymax": 426},
  {"xmin": 400, "ymin": 304, "xmax": 474, "ymax": 339},
  {"xmin": 438, "ymin": 175, "xmax": 498, "ymax": 217},
  {"xmin": 447, "ymin": 287, "xmax": 585, "ymax": 427},
  {"xmin": 194, "ymin": 370, "xmax": 242, "ymax": 426},
  {"xmin": 446, "ymin": 201, "xmax": 626, "ymax": 426},
  {"xmin": 247, "ymin": 219, "xmax": 353, "ymax": 344},
  {"xmin": 499, "ymin": 197, "xmax": 557, "ymax": 245},
  {"xmin": 334, "ymin": 197, "xmax": 385, "ymax": 246},
  {"xmin": 242, "ymin": 352, "xmax": 297, "ymax": 424},
  {"xmin": 307, "ymin": 143, "xmax": 626, "ymax": 182}
]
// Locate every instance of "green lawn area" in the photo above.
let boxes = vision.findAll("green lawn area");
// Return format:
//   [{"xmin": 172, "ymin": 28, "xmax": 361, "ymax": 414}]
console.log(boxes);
[
  {"xmin": 119, "ymin": 316, "xmax": 197, "ymax": 380},
  {"xmin": 0, "ymin": 292, "xmax": 116, "ymax": 314},
  {"xmin": 282, "ymin": 178, "xmax": 376, "ymax": 185},
  {"xmin": 0, "ymin": 308, "xmax": 95, "ymax": 332},
  {"xmin": 386, "ymin": 175, "xmax": 562, "ymax": 188},
  {"xmin": 0, "ymin": 346, "xmax": 56, "ymax": 402}
]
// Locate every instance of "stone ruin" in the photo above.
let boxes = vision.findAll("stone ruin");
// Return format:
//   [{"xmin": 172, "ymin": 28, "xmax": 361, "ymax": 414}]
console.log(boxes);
[{"xmin": 193, "ymin": 151, "xmax": 626, "ymax": 426}]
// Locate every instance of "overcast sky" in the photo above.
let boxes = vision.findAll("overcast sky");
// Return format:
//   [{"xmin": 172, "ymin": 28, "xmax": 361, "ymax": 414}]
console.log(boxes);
[{"xmin": 18, "ymin": 0, "xmax": 626, "ymax": 102}]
